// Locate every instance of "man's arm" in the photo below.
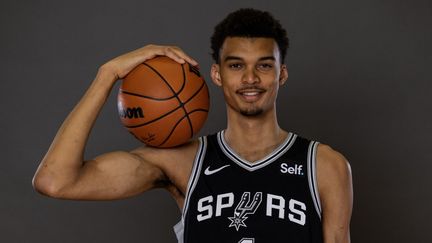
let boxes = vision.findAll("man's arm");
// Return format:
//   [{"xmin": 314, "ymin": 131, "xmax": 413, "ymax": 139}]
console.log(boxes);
[
  {"xmin": 32, "ymin": 45, "xmax": 197, "ymax": 200},
  {"xmin": 317, "ymin": 144, "xmax": 353, "ymax": 243}
]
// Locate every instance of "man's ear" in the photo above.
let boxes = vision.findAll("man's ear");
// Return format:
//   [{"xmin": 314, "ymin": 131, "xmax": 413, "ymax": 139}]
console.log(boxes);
[
  {"xmin": 211, "ymin": 64, "xmax": 222, "ymax": 86},
  {"xmin": 279, "ymin": 64, "xmax": 288, "ymax": 86}
]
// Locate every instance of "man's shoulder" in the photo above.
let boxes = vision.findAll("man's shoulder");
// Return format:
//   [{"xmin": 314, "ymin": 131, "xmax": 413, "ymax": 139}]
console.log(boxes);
[
  {"xmin": 316, "ymin": 144, "xmax": 349, "ymax": 167},
  {"xmin": 130, "ymin": 138, "xmax": 203, "ymax": 195},
  {"xmin": 316, "ymin": 143, "xmax": 352, "ymax": 189}
]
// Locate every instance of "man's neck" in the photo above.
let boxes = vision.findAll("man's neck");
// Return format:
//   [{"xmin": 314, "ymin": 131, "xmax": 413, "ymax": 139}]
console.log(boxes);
[{"xmin": 224, "ymin": 109, "xmax": 288, "ymax": 163}]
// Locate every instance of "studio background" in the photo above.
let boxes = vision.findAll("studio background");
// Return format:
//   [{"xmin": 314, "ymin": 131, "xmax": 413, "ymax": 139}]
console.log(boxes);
[{"xmin": 1, "ymin": 0, "xmax": 431, "ymax": 242}]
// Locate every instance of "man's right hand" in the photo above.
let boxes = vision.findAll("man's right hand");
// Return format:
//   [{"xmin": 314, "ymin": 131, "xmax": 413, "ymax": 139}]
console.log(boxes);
[{"xmin": 100, "ymin": 44, "xmax": 199, "ymax": 82}]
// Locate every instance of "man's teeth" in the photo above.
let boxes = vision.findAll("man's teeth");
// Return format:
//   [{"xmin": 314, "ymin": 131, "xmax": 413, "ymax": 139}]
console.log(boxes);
[{"xmin": 243, "ymin": 92, "xmax": 259, "ymax": 96}]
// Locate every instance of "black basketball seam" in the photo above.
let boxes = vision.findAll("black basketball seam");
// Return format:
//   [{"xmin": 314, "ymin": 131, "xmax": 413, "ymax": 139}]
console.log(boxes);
[
  {"xmin": 125, "ymin": 82, "xmax": 208, "ymax": 131},
  {"xmin": 121, "ymin": 62, "xmax": 187, "ymax": 129},
  {"xmin": 180, "ymin": 64, "xmax": 194, "ymax": 138},
  {"xmin": 143, "ymin": 62, "xmax": 194, "ymax": 140},
  {"xmin": 124, "ymin": 76, "xmax": 207, "ymax": 129},
  {"xmin": 156, "ymin": 109, "xmax": 209, "ymax": 147},
  {"xmin": 142, "ymin": 62, "xmax": 186, "ymax": 97},
  {"xmin": 140, "ymin": 63, "xmax": 188, "ymax": 96},
  {"xmin": 125, "ymin": 61, "xmax": 208, "ymax": 147},
  {"xmin": 175, "ymin": 66, "xmax": 208, "ymax": 140},
  {"xmin": 182, "ymin": 79, "xmax": 206, "ymax": 105},
  {"xmin": 119, "ymin": 89, "xmax": 177, "ymax": 100},
  {"xmin": 124, "ymin": 104, "xmax": 183, "ymax": 128}
]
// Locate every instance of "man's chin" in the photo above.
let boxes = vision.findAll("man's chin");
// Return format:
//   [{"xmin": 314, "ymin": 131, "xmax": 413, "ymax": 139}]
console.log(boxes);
[{"xmin": 240, "ymin": 108, "xmax": 263, "ymax": 117}]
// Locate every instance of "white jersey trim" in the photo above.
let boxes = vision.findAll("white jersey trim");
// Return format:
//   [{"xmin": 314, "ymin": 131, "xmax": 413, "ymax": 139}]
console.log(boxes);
[
  {"xmin": 217, "ymin": 130, "xmax": 297, "ymax": 171},
  {"xmin": 173, "ymin": 221, "xmax": 184, "ymax": 243},
  {"xmin": 307, "ymin": 141, "xmax": 322, "ymax": 219},
  {"xmin": 173, "ymin": 136, "xmax": 207, "ymax": 242}
]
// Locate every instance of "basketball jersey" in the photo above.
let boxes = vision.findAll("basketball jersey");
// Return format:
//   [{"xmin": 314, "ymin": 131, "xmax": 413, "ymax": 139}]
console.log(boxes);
[{"xmin": 174, "ymin": 131, "xmax": 323, "ymax": 243}]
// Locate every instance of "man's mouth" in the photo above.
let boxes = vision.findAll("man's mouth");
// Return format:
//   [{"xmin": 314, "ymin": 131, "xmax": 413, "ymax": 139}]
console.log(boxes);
[
  {"xmin": 236, "ymin": 88, "xmax": 265, "ymax": 101},
  {"xmin": 241, "ymin": 91, "xmax": 260, "ymax": 96}
]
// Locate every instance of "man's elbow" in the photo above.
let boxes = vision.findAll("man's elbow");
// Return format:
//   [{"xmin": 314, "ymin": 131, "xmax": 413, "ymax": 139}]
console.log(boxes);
[{"xmin": 32, "ymin": 172, "xmax": 65, "ymax": 198}]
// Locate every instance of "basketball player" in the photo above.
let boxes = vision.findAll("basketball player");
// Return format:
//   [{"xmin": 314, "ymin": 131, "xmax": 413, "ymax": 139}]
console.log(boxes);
[{"xmin": 33, "ymin": 8, "xmax": 352, "ymax": 243}]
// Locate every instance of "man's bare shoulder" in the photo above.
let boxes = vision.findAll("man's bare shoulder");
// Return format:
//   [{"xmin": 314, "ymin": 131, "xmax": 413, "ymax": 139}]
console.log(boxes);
[
  {"xmin": 316, "ymin": 144, "xmax": 351, "ymax": 178},
  {"xmin": 316, "ymin": 143, "xmax": 353, "ymax": 200},
  {"xmin": 129, "ymin": 138, "xmax": 202, "ymax": 196}
]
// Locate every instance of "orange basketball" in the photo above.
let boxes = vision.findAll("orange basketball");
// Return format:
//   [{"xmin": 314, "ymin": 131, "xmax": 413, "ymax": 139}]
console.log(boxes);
[{"xmin": 117, "ymin": 56, "xmax": 209, "ymax": 147}]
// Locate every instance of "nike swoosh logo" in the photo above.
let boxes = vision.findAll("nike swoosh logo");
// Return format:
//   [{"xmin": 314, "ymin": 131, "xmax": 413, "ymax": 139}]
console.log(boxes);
[{"xmin": 204, "ymin": 165, "xmax": 230, "ymax": 175}]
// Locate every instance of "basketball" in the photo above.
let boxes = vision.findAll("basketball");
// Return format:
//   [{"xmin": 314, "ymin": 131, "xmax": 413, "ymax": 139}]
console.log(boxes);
[{"xmin": 117, "ymin": 56, "xmax": 209, "ymax": 147}]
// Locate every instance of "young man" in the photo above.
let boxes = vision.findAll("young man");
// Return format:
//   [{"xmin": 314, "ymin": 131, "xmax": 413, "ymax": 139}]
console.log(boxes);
[{"xmin": 33, "ymin": 8, "xmax": 352, "ymax": 243}]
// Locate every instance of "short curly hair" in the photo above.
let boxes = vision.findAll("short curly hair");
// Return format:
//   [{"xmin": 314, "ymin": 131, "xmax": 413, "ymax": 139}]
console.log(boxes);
[{"xmin": 211, "ymin": 8, "xmax": 289, "ymax": 63}]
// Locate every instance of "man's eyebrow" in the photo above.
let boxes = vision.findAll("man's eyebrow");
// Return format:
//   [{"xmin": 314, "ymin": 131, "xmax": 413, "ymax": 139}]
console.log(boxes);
[
  {"xmin": 223, "ymin": 56, "xmax": 276, "ymax": 61},
  {"xmin": 224, "ymin": 56, "xmax": 243, "ymax": 61},
  {"xmin": 258, "ymin": 56, "xmax": 276, "ymax": 61}
]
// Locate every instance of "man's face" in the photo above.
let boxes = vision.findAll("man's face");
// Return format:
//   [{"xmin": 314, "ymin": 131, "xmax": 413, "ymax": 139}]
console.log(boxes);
[{"xmin": 211, "ymin": 37, "xmax": 288, "ymax": 117}]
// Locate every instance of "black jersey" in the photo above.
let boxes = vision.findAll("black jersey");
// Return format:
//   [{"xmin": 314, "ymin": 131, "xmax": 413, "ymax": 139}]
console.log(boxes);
[{"xmin": 174, "ymin": 131, "xmax": 323, "ymax": 243}]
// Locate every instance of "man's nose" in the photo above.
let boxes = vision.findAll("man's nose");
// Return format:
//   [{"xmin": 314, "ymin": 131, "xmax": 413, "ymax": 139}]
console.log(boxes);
[{"xmin": 242, "ymin": 67, "xmax": 259, "ymax": 84}]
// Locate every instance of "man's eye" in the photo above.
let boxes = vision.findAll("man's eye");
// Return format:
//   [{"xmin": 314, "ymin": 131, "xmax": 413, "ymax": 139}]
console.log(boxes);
[
  {"xmin": 257, "ymin": 63, "xmax": 273, "ymax": 70},
  {"xmin": 229, "ymin": 63, "xmax": 243, "ymax": 69}
]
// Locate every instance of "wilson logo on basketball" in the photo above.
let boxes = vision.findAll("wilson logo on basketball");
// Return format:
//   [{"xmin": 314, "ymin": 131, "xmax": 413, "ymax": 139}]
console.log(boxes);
[{"xmin": 119, "ymin": 107, "xmax": 144, "ymax": 119}]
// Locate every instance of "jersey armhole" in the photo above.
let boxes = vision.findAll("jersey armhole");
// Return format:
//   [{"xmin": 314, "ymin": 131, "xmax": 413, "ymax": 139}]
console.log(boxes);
[
  {"xmin": 173, "ymin": 136, "xmax": 207, "ymax": 241},
  {"xmin": 307, "ymin": 141, "xmax": 322, "ymax": 219}
]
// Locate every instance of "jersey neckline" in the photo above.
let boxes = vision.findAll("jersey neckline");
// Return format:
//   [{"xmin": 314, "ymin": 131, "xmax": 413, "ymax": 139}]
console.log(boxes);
[{"xmin": 216, "ymin": 130, "xmax": 297, "ymax": 171}]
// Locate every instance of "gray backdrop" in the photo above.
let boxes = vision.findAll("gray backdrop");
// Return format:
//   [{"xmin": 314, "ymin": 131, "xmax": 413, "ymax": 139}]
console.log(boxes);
[{"xmin": 1, "ymin": 0, "xmax": 431, "ymax": 242}]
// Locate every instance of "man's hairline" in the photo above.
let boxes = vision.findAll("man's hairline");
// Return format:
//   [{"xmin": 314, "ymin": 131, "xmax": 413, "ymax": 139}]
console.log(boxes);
[{"xmin": 215, "ymin": 36, "xmax": 285, "ymax": 64}]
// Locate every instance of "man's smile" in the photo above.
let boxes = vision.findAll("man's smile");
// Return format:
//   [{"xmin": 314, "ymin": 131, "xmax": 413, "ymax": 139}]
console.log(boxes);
[{"xmin": 236, "ymin": 88, "xmax": 265, "ymax": 102}]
